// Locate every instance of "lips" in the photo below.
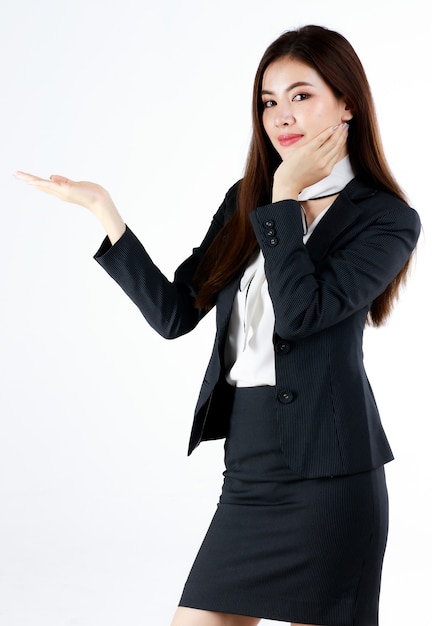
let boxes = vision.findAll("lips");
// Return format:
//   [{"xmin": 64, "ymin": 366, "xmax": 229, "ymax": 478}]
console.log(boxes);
[{"xmin": 277, "ymin": 134, "xmax": 303, "ymax": 147}]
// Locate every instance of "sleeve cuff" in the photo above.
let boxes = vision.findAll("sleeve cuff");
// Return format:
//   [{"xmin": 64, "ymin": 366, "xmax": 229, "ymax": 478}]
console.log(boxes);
[{"xmin": 93, "ymin": 225, "xmax": 131, "ymax": 260}]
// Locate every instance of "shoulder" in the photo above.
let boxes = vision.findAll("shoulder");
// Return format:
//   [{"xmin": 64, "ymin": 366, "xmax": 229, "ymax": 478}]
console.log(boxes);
[
  {"xmin": 223, "ymin": 179, "xmax": 242, "ymax": 213},
  {"xmin": 345, "ymin": 178, "xmax": 421, "ymax": 233},
  {"xmin": 208, "ymin": 179, "xmax": 242, "ymax": 228}
]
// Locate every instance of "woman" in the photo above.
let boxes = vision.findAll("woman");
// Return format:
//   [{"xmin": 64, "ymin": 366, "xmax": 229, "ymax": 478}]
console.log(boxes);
[{"xmin": 16, "ymin": 24, "xmax": 420, "ymax": 626}]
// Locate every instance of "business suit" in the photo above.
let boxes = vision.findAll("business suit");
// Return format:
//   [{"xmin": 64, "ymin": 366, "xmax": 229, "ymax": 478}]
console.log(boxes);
[
  {"xmin": 94, "ymin": 178, "xmax": 420, "ymax": 624},
  {"xmin": 95, "ymin": 177, "xmax": 420, "ymax": 478}
]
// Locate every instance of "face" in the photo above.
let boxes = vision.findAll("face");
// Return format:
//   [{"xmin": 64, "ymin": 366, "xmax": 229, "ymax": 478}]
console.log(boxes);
[{"xmin": 261, "ymin": 56, "xmax": 352, "ymax": 158}]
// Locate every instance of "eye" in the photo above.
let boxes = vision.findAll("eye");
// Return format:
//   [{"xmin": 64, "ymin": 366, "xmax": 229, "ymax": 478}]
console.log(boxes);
[
  {"xmin": 262, "ymin": 100, "xmax": 276, "ymax": 108},
  {"xmin": 292, "ymin": 93, "xmax": 310, "ymax": 101}
]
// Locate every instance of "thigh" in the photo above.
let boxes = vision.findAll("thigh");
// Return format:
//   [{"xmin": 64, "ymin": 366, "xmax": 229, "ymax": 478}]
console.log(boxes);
[{"xmin": 171, "ymin": 607, "xmax": 261, "ymax": 626}]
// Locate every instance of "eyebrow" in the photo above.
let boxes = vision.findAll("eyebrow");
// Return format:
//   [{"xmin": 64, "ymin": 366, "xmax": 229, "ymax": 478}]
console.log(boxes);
[{"xmin": 261, "ymin": 81, "xmax": 314, "ymax": 95}]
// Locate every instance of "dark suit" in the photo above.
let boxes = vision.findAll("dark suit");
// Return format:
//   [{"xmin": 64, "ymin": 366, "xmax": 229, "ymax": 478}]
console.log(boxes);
[{"xmin": 95, "ymin": 178, "xmax": 420, "ymax": 478}]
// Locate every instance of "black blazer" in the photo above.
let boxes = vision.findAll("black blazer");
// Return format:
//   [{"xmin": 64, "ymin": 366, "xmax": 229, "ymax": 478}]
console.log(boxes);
[{"xmin": 95, "ymin": 178, "xmax": 421, "ymax": 478}]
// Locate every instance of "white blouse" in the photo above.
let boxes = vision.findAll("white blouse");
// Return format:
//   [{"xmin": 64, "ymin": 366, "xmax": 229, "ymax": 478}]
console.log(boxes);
[{"xmin": 224, "ymin": 206, "xmax": 330, "ymax": 387}]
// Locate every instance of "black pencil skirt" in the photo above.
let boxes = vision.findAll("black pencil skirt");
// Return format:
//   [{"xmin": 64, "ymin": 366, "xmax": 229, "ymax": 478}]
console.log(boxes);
[{"xmin": 179, "ymin": 385, "xmax": 389, "ymax": 626}]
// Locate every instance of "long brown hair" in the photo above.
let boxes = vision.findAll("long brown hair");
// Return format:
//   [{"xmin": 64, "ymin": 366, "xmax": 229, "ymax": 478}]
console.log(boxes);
[{"xmin": 194, "ymin": 25, "xmax": 413, "ymax": 326}]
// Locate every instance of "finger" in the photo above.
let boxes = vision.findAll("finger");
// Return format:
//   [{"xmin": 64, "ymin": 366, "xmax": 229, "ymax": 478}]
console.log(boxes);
[
  {"xmin": 327, "ymin": 125, "xmax": 349, "ymax": 161},
  {"xmin": 26, "ymin": 179, "xmax": 56, "ymax": 190},
  {"xmin": 25, "ymin": 181, "xmax": 72, "ymax": 199},
  {"xmin": 19, "ymin": 179, "xmax": 73, "ymax": 203},
  {"xmin": 14, "ymin": 171, "xmax": 47, "ymax": 183},
  {"xmin": 50, "ymin": 174, "xmax": 71, "ymax": 184},
  {"xmin": 316, "ymin": 142, "xmax": 346, "ymax": 178},
  {"xmin": 14, "ymin": 171, "xmax": 66, "ymax": 189},
  {"xmin": 14, "ymin": 171, "xmax": 73, "ymax": 186},
  {"xmin": 309, "ymin": 125, "xmax": 340, "ymax": 150},
  {"xmin": 311, "ymin": 124, "xmax": 348, "ymax": 153},
  {"xmin": 315, "ymin": 125, "xmax": 348, "ymax": 163}
]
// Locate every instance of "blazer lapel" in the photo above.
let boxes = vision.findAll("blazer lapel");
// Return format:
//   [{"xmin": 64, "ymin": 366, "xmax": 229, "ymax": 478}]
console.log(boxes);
[
  {"xmin": 216, "ymin": 272, "xmax": 242, "ymax": 332},
  {"xmin": 305, "ymin": 178, "xmax": 377, "ymax": 265}
]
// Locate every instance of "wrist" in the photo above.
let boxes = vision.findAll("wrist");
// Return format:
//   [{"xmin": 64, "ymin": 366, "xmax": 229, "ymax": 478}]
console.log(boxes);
[
  {"xmin": 89, "ymin": 189, "xmax": 116, "ymax": 216},
  {"xmin": 91, "ymin": 196, "xmax": 126, "ymax": 244},
  {"xmin": 272, "ymin": 187, "xmax": 299, "ymax": 203}
]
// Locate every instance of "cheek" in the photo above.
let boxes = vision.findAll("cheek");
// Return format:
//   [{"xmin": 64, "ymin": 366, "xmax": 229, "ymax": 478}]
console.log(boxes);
[{"xmin": 310, "ymin": 105, "xmax": 342, "ymax": 128}]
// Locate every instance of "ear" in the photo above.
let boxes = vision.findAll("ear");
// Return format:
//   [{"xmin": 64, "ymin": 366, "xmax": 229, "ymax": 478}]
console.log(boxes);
[{"xmin": 341, "ymin": 99, "xmax": 354, "ymax": 122}]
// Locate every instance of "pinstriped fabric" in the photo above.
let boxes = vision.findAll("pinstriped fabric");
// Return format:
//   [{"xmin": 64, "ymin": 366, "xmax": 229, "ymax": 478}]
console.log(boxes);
[
  {"xmin": 179, "ymin": 386, "xmax": 388, "ymax": 625},
  {"xmin": 94, "ymin": 177, "xmax": 420, "ymax": 477},
  {"xmin": 94, "ymin": 179, "xmax": 418, "ymax": 623}
]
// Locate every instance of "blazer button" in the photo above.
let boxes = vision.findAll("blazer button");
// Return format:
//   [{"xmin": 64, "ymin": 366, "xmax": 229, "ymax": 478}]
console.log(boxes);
[
  {"xmin": 276, "ymin": 340, "xmax": 291, "ymax": 354},
  {"xmin": 268, "ymin": 237, "xmax": 279, "ymax": 246},
  {"xmin": 278, "ymin": 390, "xmax": 295, "ymax": 404},
  {"xmin": 264, "ymin": 228, "xmax": 276, "ymax": 237},
  {"xmin": 263, "ymin": 219, "xmax": 275, "ymax": 228}
]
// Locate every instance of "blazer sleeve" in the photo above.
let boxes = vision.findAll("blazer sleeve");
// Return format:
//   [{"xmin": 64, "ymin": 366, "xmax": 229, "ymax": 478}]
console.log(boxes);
[
  {"xmin": 93, "ymin": 184, "xmax": 238, "ymax": 339},
  {"xmin": 250, "ymin": 196, "xmax": 421, "ymax": 339}
]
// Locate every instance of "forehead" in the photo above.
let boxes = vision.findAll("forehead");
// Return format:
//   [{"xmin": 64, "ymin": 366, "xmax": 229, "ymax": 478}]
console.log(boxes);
[{"xmin": 262, "ymin": 57, "xmax": 323, "ymax": 88}]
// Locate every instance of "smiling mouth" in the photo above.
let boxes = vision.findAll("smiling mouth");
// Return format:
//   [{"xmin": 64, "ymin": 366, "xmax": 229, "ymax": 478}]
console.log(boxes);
[{"xmin": 277, "ymin": 134, "xmax": 303, "ymax": 147}]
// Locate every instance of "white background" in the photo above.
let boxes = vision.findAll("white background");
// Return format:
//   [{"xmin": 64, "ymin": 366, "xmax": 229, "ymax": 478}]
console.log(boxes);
[{"xmin": 1, "ymin": 1, "xmax": 430, "ymax": 624}]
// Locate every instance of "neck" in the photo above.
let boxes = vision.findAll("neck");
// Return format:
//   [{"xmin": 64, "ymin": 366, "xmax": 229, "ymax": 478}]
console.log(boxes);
[{"xmin": 301, "ymin": 196, "xmax": 337, "ymax": 227}]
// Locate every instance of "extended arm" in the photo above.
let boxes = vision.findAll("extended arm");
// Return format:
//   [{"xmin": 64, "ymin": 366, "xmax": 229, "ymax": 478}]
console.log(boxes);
[
  {"xmin": 93, "ymin": 197, "xmax": 228, "ymax": 339},
  {"xmin": 15, "ymin": 170, "xmax": 235, "ymax": 339}
]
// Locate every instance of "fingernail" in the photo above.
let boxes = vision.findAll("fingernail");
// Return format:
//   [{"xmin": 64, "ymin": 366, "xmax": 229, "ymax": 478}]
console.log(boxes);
[
  {"xmin": 342, "ymin": 122, "xmax": 349, "ymax": 130},
  {"xmin": 332, "ymin": 124, "xmax": 339, "ymax": 131}
]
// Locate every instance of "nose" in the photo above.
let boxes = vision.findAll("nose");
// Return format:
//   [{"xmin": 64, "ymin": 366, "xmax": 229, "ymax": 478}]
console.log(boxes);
[{"xmin": 275, "ymin": 109, "xmax": 295, "ymax": 127}]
